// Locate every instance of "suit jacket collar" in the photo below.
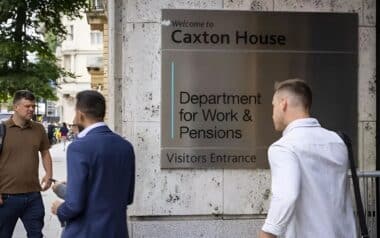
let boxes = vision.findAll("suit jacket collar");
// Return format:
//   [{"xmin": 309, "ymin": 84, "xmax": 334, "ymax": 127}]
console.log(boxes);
[{"xmin": 86, "ymin": 125, "xmax": 112, "ymax": 136}]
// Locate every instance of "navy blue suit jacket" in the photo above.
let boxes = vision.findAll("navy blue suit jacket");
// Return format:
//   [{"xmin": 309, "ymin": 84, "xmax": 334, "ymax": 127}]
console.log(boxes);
[{"xmin": 57, "ymin": 126, "xmax": 135, "ymax": 238}]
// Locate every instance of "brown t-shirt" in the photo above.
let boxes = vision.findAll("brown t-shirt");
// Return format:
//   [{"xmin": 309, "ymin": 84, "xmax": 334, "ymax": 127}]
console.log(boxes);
[{"xmin": 0, "ymin": 118, "xmax": 50, "ymax": 194}]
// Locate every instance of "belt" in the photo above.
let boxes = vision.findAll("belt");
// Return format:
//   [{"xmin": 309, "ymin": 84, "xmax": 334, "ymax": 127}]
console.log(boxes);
[{"xmin": 2, "ymin": 192, "xmax": 38, "ymax": 196}]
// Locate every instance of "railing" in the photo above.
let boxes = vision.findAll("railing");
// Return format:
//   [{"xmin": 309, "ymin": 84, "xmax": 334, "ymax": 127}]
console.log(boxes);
[
  {"xmin": 87, "ymin": 0, "xmax": 105, "ymax": 11},
  {"xmin": 351, "ymin": 171, "xmax": 380, "ymax": 238}
]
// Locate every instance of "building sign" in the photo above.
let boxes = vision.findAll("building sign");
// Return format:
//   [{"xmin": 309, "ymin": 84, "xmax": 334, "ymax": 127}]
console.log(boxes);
[{"xmin": 161, "ymin": 10, "xmax": 358, "ymax": 169}]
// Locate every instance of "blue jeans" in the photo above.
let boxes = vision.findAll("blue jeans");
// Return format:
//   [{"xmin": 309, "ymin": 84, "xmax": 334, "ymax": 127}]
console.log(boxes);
[{"xmin": 0, "ymin": 192, "xmax": 44, "ymax": 238}]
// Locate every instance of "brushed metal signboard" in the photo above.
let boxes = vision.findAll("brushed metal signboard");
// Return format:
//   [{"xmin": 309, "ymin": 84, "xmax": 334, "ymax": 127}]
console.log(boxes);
[{"xmin": 161, "ymin": 9, "xmax": 358, "ymax": 169}]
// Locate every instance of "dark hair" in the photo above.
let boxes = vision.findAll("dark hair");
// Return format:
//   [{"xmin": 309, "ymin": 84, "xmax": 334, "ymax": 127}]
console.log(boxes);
[
  {"xmin": 13, "ymin": 90, "xmax": 36, "ymax": 104},
  {"xmin": 274, "ymin": 79, "xmax": 312, "ymax": 110},
  {"xmin": 76, "ymin": 90, "xmax": 106, "ymax": 120}
]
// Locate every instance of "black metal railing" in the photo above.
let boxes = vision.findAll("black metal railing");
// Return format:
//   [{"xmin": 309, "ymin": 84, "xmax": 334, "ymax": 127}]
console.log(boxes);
[{"xmin": 351, "ymin": 171, "xmax": 380, "ymax": 238}]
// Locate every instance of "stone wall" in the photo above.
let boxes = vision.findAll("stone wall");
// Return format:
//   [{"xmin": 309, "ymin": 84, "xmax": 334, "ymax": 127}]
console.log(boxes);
[{"xmin": 108, "ymin": 0, "xmax": 376, "ymax": 237}]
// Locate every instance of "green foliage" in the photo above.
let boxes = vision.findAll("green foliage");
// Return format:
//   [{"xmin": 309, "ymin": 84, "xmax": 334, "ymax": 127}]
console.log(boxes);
[
  {"xmin": 45, "ymin": 31, "xmax": 58, "ymax": 53},
  {"xmin": 0, "ymin": 0, "xmax": 88, "ymax": 102}
]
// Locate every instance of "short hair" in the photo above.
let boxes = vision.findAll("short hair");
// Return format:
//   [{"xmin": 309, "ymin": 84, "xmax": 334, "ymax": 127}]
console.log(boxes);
[
  {"xmin": 274, "ymin": 79, "xmax": 312, "ymax": 110},
  {"xmin": 76, "ymin": 90, "xmax": 106, "ymax": 120},
  {"xmin": 13, "ymin": 90, "xmax": 36, "ymax": 105}
]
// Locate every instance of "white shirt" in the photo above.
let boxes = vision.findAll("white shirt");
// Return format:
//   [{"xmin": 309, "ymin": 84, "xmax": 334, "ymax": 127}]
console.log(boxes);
[
  {"xmin": 262, "ymin": 118, "xmax": 357, "ymax": 238},
  {"xmin": 77, "ymin": 122, "xmax": 107, "ymax": 138}
]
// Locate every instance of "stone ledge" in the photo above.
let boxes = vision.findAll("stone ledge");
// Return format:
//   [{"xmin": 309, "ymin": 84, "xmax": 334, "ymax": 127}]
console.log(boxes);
[{"xmin": 130, "ymin": 218, "xmax": 265, "ymax": 238}]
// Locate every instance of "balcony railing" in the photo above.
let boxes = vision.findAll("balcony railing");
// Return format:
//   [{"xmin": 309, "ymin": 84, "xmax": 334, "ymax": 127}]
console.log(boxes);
[
  {"xmin": 86, "ymin": 0, "xmax": 107, "ymax": 31},
  {"xmin": 86, "ymin": 56, "xmax": 103, "ymax": 70},
  {"xmin": 87, "ymin": 0, "xmax": 106, "ymax": 12},
  {"xmin": 89, "ymin": 0, "xmax": 103, "ymax": 11}
]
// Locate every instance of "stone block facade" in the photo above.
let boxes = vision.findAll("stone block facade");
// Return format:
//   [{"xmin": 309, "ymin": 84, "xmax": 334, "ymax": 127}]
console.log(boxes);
[{"xmin": 107, "ymin": 0, "xmax": 376, "ymax": 237}]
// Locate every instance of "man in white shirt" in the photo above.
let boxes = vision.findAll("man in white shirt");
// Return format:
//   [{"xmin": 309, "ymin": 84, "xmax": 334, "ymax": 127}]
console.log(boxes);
[{"xmin": 260, "ymin": 79, "xmax": 357, "ymax": 238}]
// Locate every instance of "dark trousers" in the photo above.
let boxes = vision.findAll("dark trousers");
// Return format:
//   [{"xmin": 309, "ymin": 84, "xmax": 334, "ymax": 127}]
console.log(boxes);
[{"xmin": 0, "ymin": 192, "xmax": 44, "ymax": 238}]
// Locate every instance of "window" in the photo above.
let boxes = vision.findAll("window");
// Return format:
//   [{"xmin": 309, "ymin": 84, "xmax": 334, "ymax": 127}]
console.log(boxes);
[
  {"xmin": 90, "ymin": 31, "xmax": 103, "ymax": 45},
  {"xmin": 63, "ymin": 55, "xmax": 71, "ymax": 72},
  {"xmin": 67, "ymin": 25, "xmax": 74, "ymax": 41}
]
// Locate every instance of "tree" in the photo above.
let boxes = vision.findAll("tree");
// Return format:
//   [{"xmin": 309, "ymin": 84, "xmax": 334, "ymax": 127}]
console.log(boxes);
[{"xmin": 0, "ymin": 0, "xmax": 88, "ymax": 102}]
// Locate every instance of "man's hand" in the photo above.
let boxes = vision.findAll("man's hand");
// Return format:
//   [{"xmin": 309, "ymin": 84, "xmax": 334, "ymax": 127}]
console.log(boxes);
[
  {"xmin": 41, "ymin": 175, "xmax": 53, "ymax": 191},
  {"xmin": 259, "ymin": 230, "xmax": 277, "ymax": 238},
  {"xmin": 52, "ymin": 181, "xmax": 66, "ymax": 194},
  {"xmin": 51, "ymin": 200, "xmax": 63, "ymax": 215},
  {"xmin": 40, "ymin": 150, "xmax": 53, "ymax": 191},
  {"xmin": 0, "ymin": 194, "xmax": 3, "ymax": 205}
]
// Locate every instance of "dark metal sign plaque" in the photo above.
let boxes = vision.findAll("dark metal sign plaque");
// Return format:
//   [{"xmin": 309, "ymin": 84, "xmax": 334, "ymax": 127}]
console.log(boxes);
[{"xmin": 161, "ymin": 9, "xmax": 358, "ymax": 169}]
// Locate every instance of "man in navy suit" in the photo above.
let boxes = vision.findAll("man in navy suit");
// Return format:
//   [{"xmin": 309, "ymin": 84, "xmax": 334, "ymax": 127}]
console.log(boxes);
[{"xmin": 51, "ymin": 90, "xmax": 135, "ymax": 238}]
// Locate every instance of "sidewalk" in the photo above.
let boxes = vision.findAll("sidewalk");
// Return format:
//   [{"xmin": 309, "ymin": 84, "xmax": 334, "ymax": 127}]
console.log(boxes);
[{"xmin": 13, "ymin": 142, "xmax": 68, "ymax": 238}]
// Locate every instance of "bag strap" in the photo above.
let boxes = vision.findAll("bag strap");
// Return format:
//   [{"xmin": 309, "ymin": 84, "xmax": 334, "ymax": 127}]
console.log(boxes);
[
  {"xmin": 0, "ymin": 122, "xmax": 5, "ymax": 154},
  {"xmin": 336, "ymin": 132, "xmax": 369, "ymax": 238}
]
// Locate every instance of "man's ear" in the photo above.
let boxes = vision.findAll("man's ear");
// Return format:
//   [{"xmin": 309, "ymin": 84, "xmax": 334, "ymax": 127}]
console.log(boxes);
[
  {"xmin": 76, "ymin": 110, "xmax": 84, "ymax": 122},
  {"xmin": 79, "ymin": 111, "xmax": 85, "ymax": 121},
  {"xmin": 280, "ymin": 97, "xmax": 287, "ymax": 112}
]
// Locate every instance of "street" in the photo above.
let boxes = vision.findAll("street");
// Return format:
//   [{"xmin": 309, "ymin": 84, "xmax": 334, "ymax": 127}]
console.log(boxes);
[{"xmin": 13, "ymin": 142, "xmax": 68, "ymax": 238}]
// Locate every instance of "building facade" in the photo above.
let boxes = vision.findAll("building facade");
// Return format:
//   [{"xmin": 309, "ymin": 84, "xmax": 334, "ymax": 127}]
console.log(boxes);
[
  {"xmin": 107, "ymin": 1, "xmax": 376, "ymax": 237},
  {"xmin": 56, "ymin": 12, "xmax": 103, "ymax": 123},
  {"xmin": 85, "ymin": 0, "xmax": 111, "ymax": 122}
]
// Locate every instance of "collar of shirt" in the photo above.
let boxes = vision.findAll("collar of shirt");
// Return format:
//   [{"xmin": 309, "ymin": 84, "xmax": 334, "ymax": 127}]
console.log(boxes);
[
  {"xmin": 282, "ymin": 117, "xmax": 320, "ymax": 136},
  {"xmin": 5, "ymin": 117, "xmax": 32, "ymax": 129},
  {"xmin": 78, "ymin": 122, "xmax": 107, "ymax": 138}
]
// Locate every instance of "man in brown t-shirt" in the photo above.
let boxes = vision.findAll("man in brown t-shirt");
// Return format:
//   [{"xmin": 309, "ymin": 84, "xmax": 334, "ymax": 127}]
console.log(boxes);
[{"xmin": 0, "ymin": 90, "xmax": 53, "ymax": 238}]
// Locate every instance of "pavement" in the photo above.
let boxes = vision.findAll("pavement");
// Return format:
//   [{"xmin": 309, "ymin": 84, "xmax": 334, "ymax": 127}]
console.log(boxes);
[{"xmin": 13, "ymin": 142, "xmax": 69, "ymax": 238}]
